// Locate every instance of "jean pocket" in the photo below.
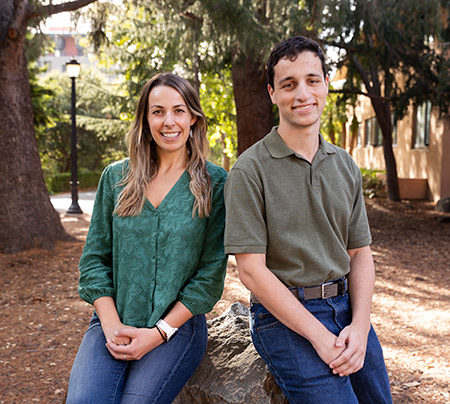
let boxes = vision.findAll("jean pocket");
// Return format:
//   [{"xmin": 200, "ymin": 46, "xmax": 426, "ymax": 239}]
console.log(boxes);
[{"xmin": 253, "ymin": 308, "xmax": 281, "ymax": 331}]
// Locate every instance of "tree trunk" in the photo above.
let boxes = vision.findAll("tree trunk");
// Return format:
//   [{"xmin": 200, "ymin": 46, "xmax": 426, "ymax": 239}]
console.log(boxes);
[
  {"xmin": 350, "ymin": 55, "xmax": 401, "ymax": 201},
  {"xmin": 371, "ymin": 99, "xmax": 401, "ymax": 201},
  {"xmin": 220, "ymin": 131, "xmax": 230, "ymax": 172},
  {"xmin": 0, "ymin": 14, "xmax": 70, "ymax": 253},
  {"xmin": 231, "ymin": 56, "xmax": 274, "ymax": 154}
]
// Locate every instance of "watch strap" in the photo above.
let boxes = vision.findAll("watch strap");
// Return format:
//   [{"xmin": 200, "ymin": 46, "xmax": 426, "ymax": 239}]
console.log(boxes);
[{"xmin": 156, "ymin": 319, "xmax": 178, "ymax": 341}]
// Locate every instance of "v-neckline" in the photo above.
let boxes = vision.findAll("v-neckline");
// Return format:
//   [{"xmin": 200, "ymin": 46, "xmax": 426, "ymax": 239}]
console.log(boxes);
[{"xmin": 145, "ymin": 169, "xmax": 188, "ymax": 211}]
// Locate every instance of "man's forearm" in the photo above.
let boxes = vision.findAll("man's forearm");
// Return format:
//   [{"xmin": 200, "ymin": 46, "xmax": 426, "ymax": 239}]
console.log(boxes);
[
  {"xmin": 236, "ymin": 253, "xmax": 344, "ymax": 364},
  {"xmin": 347, "ymin": 245, "xmax": 375, "ymax": 331}
]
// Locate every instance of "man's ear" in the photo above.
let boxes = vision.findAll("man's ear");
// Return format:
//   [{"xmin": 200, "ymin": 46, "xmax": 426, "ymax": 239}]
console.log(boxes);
[{"xmin": 267, "ymin": 84, "xmax": 275, "ymax": 104}]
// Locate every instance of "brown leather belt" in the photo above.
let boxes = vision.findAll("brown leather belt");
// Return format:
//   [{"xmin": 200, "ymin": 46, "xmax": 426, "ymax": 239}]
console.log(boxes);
[{"xmin": 250, "ymin": 276, "xmax": 348, "ymax": 305}]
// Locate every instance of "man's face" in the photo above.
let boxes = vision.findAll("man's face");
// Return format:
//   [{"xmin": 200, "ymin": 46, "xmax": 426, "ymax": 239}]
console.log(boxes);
[{"xmin": 268, "ymin": 51, "xmax": 329, "ymax": 132}]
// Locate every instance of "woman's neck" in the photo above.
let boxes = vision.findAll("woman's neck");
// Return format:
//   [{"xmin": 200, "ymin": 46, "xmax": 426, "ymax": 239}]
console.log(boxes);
[{"xmin": 157, "ymin": 147, "xmax": 189, "ymax": 173}]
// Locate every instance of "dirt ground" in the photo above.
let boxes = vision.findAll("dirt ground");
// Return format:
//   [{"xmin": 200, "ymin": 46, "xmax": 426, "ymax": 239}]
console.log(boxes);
[{"xmin": 0, "ymin": 197, "xmax": 449, "ymax": 404}]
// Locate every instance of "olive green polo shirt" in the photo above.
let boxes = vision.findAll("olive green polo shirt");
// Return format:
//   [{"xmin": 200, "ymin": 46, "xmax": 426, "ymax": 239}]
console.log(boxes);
[{"xmin": 224, "ymin": 127, "xmax": 372, "ymax": 287}]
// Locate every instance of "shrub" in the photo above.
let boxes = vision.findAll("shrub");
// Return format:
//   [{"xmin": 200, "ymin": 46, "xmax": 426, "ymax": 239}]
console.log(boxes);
[
  {"xmin": 45, "ymin": 169, "xmax": 102, "ymax": 194},
  {"xmin": 360, "ymin": 168, "xmax": 387, "ymax": 199}
]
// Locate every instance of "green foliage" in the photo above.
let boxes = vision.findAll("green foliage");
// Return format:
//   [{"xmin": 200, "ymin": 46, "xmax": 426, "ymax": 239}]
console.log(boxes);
[
  {"xmin": 360, "ymin": 168, "xmax": 387, "ymax": 199},
  {"xmin": 78, "ymin": 0, "xmax": 320, "ymax": 166},
  {"xmin": 200, "ymin": 69, "xmax": 237, "ymax": 168},
  {"xmin": 320, "ymin": 0, "xmax": 450, "ymax": 119},
  {"xmin": 45, "ymin": 169, "xmax": 103, "ymax": 194},
  {"xmin": 320, "ymin": 87, "xmax": 352, "ymax": 146},
  {"xmin": 33, "ymin": 67, "xmax": 127, "ymax": 179}
]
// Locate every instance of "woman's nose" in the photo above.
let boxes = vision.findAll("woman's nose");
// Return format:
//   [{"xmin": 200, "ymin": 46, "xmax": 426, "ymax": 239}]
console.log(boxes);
[{"xmin": 164, "ymin": 112, "xmax": 175, "ymax": 126}]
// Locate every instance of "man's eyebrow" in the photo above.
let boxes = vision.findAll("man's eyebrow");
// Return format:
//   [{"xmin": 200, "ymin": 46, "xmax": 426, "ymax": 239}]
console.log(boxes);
[
  {"xmin": 278, "ymin": 72, "xmax": 323, "ymax": 86},
  {"xmin": 278, "ymin": 76, "xmax": 295, "ymax": 86}
]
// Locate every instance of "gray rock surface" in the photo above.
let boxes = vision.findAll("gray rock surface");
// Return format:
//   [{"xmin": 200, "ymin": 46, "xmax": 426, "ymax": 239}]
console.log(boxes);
[
  {"xmin": 173, "ymin": 303, "xmax": 288, "ymax": 404},
  {"xmin": 436, "ymin": 197, "xmax": 450, "ymax": 213}
]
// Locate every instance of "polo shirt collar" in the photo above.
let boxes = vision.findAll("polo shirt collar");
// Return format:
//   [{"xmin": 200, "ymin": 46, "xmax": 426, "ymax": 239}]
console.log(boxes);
[{"xmin": 264, "ymin": 127, "xmax": 337, "ymax": 159}]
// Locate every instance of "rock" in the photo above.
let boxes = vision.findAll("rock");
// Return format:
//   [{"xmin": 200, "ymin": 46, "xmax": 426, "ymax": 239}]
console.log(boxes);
[
  {"xmin": 173, "ymin": 303, "xmax": 288, "ymax": 404},
  {"xmin": 436, "ymin": 197, "xmax": 450, "ymax": 213}
]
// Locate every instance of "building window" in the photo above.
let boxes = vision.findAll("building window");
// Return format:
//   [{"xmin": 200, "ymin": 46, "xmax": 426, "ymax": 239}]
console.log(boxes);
[
  {"xmin": 364, "ymin": 117, "xmax": 382, "ymax": 147},
  {"xmin": 414, "ymin": 101, "xmax": 431, "ymax": 147},
  {"xmin": 364, "ymin": 119, "xmax": 371, "ymax": 147}
]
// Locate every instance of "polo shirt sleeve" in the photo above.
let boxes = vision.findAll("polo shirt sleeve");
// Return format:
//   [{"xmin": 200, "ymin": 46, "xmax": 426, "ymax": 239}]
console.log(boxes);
[
  {"xmin": 78, "ymin": 165, "xmax": 115, "ymax": 305},
  {"xmin": 178, "ymin": 169, "xmax": 228, "ymax": 315},
  {"xmin": 224, "ymin": 167, "xmax": 267, "ymax": 254},
  {"xmin": 347, "ymin": 163, "xmax": 372, "ymax": 250}
]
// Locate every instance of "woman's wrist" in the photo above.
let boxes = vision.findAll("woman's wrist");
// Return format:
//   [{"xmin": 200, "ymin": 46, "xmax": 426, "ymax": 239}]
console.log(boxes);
[{"xmin": 155, "ymin": 325, "xmax": 167, "ymax": 342}]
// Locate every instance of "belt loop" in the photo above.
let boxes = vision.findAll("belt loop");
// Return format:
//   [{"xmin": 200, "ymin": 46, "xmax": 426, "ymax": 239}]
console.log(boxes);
[
  {"xmin": 338, "ymin": 276, "xmax": 348, "ymax": 295},
  {"xmin": 296, "ymin": 286, "xmax": 306, "ymax": 304}
]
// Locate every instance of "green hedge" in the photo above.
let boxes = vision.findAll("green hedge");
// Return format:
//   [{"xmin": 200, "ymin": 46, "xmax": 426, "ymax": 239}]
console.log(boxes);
[{"xmin": 45, "ymin": 169, "xmax": 102, "ymax": 194}]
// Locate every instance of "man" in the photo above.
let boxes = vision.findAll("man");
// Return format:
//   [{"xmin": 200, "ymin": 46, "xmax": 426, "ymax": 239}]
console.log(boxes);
[{"xmin": 224, "ymin": 36, "xmax": 393, "ymax": 403}]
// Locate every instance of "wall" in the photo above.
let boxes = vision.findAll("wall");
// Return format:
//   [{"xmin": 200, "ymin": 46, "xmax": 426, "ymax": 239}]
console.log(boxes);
[{"xmin": 346, "ymin": 96, "xmax": 449, "ymax": 202}]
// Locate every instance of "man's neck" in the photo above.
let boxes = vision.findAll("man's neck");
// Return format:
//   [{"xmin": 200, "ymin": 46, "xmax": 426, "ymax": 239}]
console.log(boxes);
[{"xmin": 277, "ymin": 123, "xmax": 320, "ymax": 163}]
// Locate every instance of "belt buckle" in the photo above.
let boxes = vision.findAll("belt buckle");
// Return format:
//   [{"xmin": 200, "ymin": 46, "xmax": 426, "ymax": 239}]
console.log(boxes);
[{"xmin": 321, "ymin": 281, "xmax": 334, "ymax": 299}]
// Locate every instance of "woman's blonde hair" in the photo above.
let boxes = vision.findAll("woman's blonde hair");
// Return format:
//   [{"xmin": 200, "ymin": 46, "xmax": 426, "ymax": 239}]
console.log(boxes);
[{"xmin": 114, "ymin": 73, "xmax": 212, "ymax": 218}]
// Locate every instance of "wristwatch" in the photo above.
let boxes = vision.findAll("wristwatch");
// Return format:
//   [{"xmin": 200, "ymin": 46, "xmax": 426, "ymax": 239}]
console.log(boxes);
[{"xmin": 156, "ymin": 319, "xmax": 178, "ymax": 341}]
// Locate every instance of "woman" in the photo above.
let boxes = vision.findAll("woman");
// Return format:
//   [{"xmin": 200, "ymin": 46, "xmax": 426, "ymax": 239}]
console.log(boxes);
[{"xmin": 66, "ymin": 73, "xmax": 228, "ymax": 404}]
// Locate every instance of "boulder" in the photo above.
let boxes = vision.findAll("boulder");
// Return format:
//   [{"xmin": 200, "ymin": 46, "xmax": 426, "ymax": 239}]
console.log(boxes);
[
  {"xmin": 436, "ymin": 197, "xmax": 450, "ymax": 213},
  {"xmin": 173, "ymin": 303, "xmax": 288, "ymax": 404}
]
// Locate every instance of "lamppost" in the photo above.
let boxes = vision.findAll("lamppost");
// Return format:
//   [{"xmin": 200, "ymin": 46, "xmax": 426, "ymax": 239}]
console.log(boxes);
[{"xmin": 66, "ymin": 59, "xmax": 83, "ymax": 214}]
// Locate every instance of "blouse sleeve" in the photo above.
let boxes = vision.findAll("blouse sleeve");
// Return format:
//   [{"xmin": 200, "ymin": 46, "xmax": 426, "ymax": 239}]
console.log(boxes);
[
  {"xmin": 178, "ymin": 168, "xmax": 228, "ymax": 315},
  {"xmin": 78, "ymin": 165, "xmax": 116, "ymax": 305}
]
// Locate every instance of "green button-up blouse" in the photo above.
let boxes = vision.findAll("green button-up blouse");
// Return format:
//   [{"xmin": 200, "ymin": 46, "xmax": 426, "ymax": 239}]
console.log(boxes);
[{"xmin": 78, "ymin": 159, "xmax": 228, "ymax": 328}]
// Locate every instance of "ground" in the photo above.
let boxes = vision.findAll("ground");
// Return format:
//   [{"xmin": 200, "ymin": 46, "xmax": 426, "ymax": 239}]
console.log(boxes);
[{"xmin": 0, "ymin": 198, "xmax": 449, "ymax": 404}]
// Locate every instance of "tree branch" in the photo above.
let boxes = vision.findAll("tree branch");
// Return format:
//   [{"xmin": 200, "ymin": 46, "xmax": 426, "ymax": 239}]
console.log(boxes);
[
  {"xmin": 351, "ymin": 54, "xmax": 373, "ymax": 92},
  {"xmin": 329, "ymin": 88, "xmax": 390, "ymax": 102},
  {"xmin": 28, "ymin": 0, "xmax": 98, "ymax": 21},
  {"xmin": 6, "ymin": 0, "xmax": 30, "ymax": 38}
]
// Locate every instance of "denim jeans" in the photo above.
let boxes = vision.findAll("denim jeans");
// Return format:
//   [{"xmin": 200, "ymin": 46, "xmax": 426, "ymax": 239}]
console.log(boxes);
[
  {"xmin": 66, "ymin": 313, "xmax": 207, "ymax": 404},
  {"xmin": 250, "ymin": 293, "xmax": 393, "ymax": 404}
]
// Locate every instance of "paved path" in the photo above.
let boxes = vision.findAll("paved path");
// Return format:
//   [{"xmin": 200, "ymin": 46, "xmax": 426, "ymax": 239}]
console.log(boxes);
[{"xmin": 50, "ymin": 190, "xmax": 96, "ymax": 215}]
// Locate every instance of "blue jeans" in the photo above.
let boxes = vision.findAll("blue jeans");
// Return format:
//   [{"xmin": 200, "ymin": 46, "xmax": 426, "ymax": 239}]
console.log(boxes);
[
  {"xmin": 250, "ymin": 293, "xmax": 393, "ymax": 404},
  {"xmin": 66, "ymin": 313, "xmax": 207, "ymax": 404}
]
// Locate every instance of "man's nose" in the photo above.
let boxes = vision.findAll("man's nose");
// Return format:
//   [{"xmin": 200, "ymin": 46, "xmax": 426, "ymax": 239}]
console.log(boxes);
[{"xmin": 294, "ymin": 82, "xmax": 309, "ymax": 100}]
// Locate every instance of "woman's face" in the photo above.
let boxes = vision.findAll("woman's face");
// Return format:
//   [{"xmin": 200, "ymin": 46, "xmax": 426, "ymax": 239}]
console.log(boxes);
[{"xmin": 147, "ymin": 85, "xmax": 197, "ymax": 156}]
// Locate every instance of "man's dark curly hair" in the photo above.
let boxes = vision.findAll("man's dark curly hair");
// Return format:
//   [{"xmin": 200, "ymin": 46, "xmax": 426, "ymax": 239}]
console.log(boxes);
[{"xmin": 267, "ymin": 36, "xmax": 328, "ymax": 88}]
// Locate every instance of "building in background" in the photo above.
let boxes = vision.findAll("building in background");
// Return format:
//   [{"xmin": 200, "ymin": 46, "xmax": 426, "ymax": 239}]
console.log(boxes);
[
  {"xmin": 38, "ymin": 12, "xmax": 92, "ymax": 74},
  {"xmin": 345, "ymin": 95, "xmax": 450, "ymax": 202}
]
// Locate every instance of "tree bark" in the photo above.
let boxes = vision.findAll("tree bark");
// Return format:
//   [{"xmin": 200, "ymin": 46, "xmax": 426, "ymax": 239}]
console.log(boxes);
[
  {"xmin": 0, "ymin": 0, "xmax": 97, "ymax": 253},
  {"xmin": 351, "ymin": 55, "xmax": 400, "ymax": 201},
  {"xmin": 231, "ymin": 56, "xmax": 274, "ymax": 154},
  {"xmin": 369, "ymin": 96, "xmax": 400, "ymax": 201}
]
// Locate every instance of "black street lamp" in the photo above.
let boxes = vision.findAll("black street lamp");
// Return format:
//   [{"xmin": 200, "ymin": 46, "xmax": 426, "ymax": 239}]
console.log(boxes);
[{"xmin": 66, "ymin": 59, "xmax": 83, "ymax": 214}]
